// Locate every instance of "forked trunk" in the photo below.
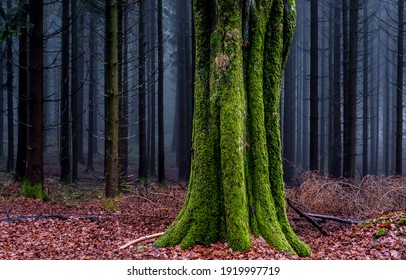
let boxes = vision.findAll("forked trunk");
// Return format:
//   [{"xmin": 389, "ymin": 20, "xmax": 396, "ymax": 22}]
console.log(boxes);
[{"xmin": 155, "ymin": 0, "xmax": 310, "ymax": 257}]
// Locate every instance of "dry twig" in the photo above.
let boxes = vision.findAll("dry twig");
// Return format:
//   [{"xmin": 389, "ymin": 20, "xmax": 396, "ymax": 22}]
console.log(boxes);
[{"xmin": 119, "ymin": 232, "xmax": 165, "ymax": 250}]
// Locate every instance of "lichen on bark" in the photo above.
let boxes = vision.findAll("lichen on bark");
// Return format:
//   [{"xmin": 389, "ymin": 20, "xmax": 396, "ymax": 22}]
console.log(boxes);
[{"xmin": 155, "ymin": 0, "xmax": 311, "ymax": 257}]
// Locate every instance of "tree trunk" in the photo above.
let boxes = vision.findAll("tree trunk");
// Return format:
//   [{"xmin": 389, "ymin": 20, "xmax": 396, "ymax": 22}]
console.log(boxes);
[
  {"xmin": 60, "ymin": 0, "xmax": 70, "ymax": 182},
  {"xmin": 119, "ymin": 1, "xmax": 129, "ymax": 178},
  {"xmin": 105, "ymin": 0, "xmax": 120, "ymax": 197},
  {"xmin": 309, "ymin": 0, "xmax": 318, "ymax": 171},
  {"xmin": 138, "ymin": 0, "xmax": 148, "ymax": 183},
  {"xmin": 331, "ymin": 1, "xmax": 342, "ymax": 178},
  {"xmin": 71, "ymin": 0, "xmax": 79, "ymax": 181},
  {"xmin": 155, "ymin": 0, "xmax": 310, "ymax": 257},
  {"xmin": 157, "ymin": 0, "xmax": 165, "ymax": 183},
  {"xmin": 147, "ymin": 0, "xmax": 156, "ymax": 177},
  {"xmin": 362, "ymin": 1, "xmax": 368, "ymax": 177},
  {"xmin": 396, "ymin": 0, "xmax": 404, "ymax": 176},
  {"xmin": 25, "ymin": 0, "xmax": 44, "ymax": 191},
  {"xmin": 343, "ymin": 0, "xmax": 358, "ymax": 179},
  {"xmin": 86, "ymin": 11, "xmax": 95, "ymax": 173},
  {"xmin": 6, "ymin": 0, "xmax": 14, "ymax": 172},
  {"xmin": 283, "ymin": 50, "xmax": 295, "ymax": 185},
  {"xmin": 15, "ymin": 0, "xmax": 28, "ymax": 179},
  {"xmin": 0, "ymin": 40, "xmax": 3, "ymax": 159},
  {"xmin": 383, "ymin": 30, "xmax": 390, "ymax": 176}
]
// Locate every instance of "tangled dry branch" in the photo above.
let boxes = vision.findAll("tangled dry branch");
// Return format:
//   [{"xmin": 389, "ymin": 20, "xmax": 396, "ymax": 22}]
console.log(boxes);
[{"xmin": 287, "ymin": 172, "xmax": 406, "ymax": 220}]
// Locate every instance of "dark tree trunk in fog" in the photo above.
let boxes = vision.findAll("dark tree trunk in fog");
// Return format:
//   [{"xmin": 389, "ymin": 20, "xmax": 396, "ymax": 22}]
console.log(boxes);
[
  {"xmin": 176, "ymin": 0, "xmax": 193, "ymax": 181},
  {"xmin": 396, "ymin": 0, "xmax": 404, "ymax": 176},
  {"xmin": 6, "ymin": 0, "xmax": 14, "ymax": 172},
  {"xmin": 327, "ymin": 3, "xmax": 334, "ymax": 176},
  {"xmin": 148, "ymin": 0, "xmax": 156, "ymax": 177},
  {"xmin": 309, "ymin": 0, "xmax": 318, "ymax": 171},
  {"xmin": 295, "ymin": 15, "xmax": 302, "ymax": 168},
  {"xmin": 383, "ymin": 31, "xmax": 390, "ymax": 176},
  {"xmin": 87, "ymin": 12, "xmax": 96, "ymax": 173},
  {"xmin": 71, "ymin": 2, "xmax": 85, "ymax": 181},
  {"xmin": 138, "ymin": 0, "xmax": 148, "ymax": 182},
  {"xmin": 0, "ymin": 40, "xmax": 3, "ymax": 158},
  {"xmin": 320, "ymin": 11, "xmax": 327, "ymax": 174},
  {"xmin": 71, "ymin": 0, "xmax": 79, "ymax": 181},
  {"xmin": 60, "ymin": 0, "xmax": 70, "ymax": 181},
  {"xmin": 119, "ymin": 2, "xmax": 129, "ymax": 178},
  {"xmin": 362, "ymin": 1, "xmax": 368, "ymax": 178},
  {"xmin": 25, "ymin": 0, "xmax": 44, "ymax": 189},
  {"xmin": 105, "ymin": 0, "xmax": 120, "ymax": 197},
  {"xmin": 343, "ymin": 0, "xmax": 358, "ymax": 179},
  {"xmin": 157, "ymin": 0, "xmax": 165, "ymax": 183},
  {"xmin": 370, "ymin": 26, "xmax": 379, "ymax": 175},
  {"xmin": 301, "ymin": 1, "xmax": 310, "ymax": 171},
  {"xmin": 283, "ymin": 52, "xmax": 295, "ymax": 185},
  {"xmin": 16, "ymin": 0, "xmax": 28, "ymax": 179},
  {"xmin": 330, "ymin": 2, "xmax": 342, "ymax": 178}
]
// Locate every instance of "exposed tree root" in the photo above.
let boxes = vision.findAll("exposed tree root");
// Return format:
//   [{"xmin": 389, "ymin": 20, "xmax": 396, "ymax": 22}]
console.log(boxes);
[{"xmin": 119, "ymin": 232, "xmax": 165, "ymax": 250}]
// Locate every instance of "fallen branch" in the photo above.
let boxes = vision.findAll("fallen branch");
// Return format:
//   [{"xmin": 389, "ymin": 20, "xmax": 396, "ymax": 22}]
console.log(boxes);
[
  {"xmin": 119, "ymin": 232, "xmax": 165, "ymax": 250},
  {"xmin": 0, "ymin": 213, "xmax": 128, "ymax": 222},
  {"xmin": 287, "ymin": 198, "xmax": 328, "ymax": 236},
  {"xmin": 0, "ymin": 214, "xmax": 69, "ymax": 222},
  {"xmin": 303, "ymin": 213, "xmax": 361, "ymax": 225}
]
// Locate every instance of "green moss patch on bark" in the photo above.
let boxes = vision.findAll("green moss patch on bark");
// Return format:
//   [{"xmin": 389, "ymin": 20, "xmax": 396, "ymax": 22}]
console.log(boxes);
[{"xmin": 262, "ymin": 0, "xmax": 311, "ymax": 257}]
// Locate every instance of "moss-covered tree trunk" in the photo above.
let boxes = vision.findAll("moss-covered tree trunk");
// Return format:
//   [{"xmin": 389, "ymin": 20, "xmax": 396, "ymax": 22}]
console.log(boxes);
[{"xmin": 155, "ymin": 0, "xmax": 311, "ymax": 257}]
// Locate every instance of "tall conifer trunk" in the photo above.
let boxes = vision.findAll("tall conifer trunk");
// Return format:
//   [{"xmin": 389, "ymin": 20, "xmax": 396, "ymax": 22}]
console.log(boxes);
[
  {"xmin": 155, "ymin": 0, "xmax": 310, "ymax": 257},
  {"xmin": 105, "ymin": 0, "xmax": 120, "ymax": 197},
  {"xmin": 16, "ymin": 0, "xmax": 28, "ymax": 179},
  {"xmin": 26, "ymin": 0, "xmax": 44, "ymax": 189}
]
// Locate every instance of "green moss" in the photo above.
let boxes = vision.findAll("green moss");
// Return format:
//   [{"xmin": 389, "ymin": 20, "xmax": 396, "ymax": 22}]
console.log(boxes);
[
  {"xmin": 156, "ymin": 0, "xmax": 310, "ymax": 257},
  {"xmin": 102, "ymin": 198, "xmax": 121, "ymax": 211},
  {"xmin": 373, "ymin": 228, "xmax": 387, "ymax": 239},
  {"xmin": 397, "ymin": 215, "xmax": 406, "ymax": 226},
  {"xmin": 20, "ymin": 181, "xmax": 49, "ymax": 201},
  {"xmin": 155, "ymin": 0, "xmax": 222, "ymax": 250}
]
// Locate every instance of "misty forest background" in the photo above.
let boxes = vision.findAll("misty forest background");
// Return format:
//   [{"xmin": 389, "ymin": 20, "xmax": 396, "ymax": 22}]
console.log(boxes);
[{"xmin": 0, "ymin": 0, "xmax": 405, "ymax": 191}]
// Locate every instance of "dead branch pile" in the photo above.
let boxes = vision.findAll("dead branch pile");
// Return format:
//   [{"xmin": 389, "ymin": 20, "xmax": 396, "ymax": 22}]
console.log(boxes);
[
  {"xmin": 287, "ymin": 172, "xmax": 406, "ymax": 220},
  {"xmin": 125, "ymin": 184, "xmax": 187, "ymax": 220}
]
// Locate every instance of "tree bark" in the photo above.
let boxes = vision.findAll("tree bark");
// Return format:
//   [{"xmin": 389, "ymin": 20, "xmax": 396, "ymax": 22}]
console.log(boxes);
[
  {"xmin": 283, "ymin": 51, "xmax": 295, "ymax": 185},
  {"xmin": 0, "ymin": 40, "xmax": 3, "ymax": 159},
  {"xmin": 25, "ymin": 0, "xmax": 44, "ymax": 189},
  {"xmin": 6, "ymin": 0, "xmax": 14, "ymax": 173},
  {"xmin": 60, "ymin": 0, "xmax": 70, "ymax": 182},
  {"xmin": 147, "ymin": 0, "xmax": 156, "ymax": 177},
  {"xmin": 331, "ymin": 1, "xmax": 342, "ymax": 178},
  {"xmin": 105, "ymin": 0, "xmax": 120, "ymax": 197},
  {"xmin": 157, "ymin": 0, "xmax": 165, "ymax": 183},
  {"xmin": 86, "ymin": 11, "xmax": 96, "ymax": 173},
  {"xmin": 396, "ymin": 0, "xmax": 404, "ymax": 176},
  {"xmin": 119, "ymin": 1, "xmax": 129, "ymax": 178},
  {"xmin": 15, "ymin": 0, "xmax": 28, "ymax": 179},
  {"xmin": 138, "ymin": 0, "xmax": 148, "ymax": 183},
  {"xmin": 343, "ymin": 0, "xmax": 358, "ymax": 179},
  {"xmin": 155, "ymin": 0, "xmax": 310, "ymax": 257},
  {"xmin": 362, "ymin": 1, "xmax": 368, "ymax": 178},
  {"xmin": 309, "ymin": 0, "xmax": 318, "ymax": 171}
]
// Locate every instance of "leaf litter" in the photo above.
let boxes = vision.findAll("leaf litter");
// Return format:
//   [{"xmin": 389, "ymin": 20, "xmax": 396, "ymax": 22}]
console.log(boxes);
[{"xmin": 0, "ymin": 178, "xmax": 405, "ymax": 260}]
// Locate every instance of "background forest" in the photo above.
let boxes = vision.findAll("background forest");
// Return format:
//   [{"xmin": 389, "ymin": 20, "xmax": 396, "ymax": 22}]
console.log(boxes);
[
  {"xmin": 1, "ymin": 0, "xmax": 406, "ymax": 260},
  {"xmin": 0, "ymin": 0, "xmax": 405, "ymax": 185},
  {"xmin": 1, "ymin": 0, "xmax": 406, "ymax": 186}
]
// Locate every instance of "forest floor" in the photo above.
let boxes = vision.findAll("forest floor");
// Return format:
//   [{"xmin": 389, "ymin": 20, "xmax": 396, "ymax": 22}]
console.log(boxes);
[{"xmin": 0, "ymin": 172, "xmax": 406, "ymax": 260}]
